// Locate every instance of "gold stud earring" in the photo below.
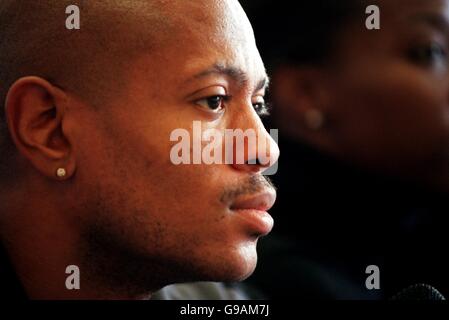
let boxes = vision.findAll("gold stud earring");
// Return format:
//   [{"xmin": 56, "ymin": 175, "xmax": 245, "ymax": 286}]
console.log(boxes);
[{"xmin": 56, "ymin": 168, "xmax": 67, "ymax": 178}]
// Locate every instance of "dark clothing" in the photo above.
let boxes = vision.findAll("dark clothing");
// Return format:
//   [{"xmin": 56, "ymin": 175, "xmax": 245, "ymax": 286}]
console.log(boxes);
[{"xmin": 247, "ymin": 135, "xmax": 449, "ymax": 299}]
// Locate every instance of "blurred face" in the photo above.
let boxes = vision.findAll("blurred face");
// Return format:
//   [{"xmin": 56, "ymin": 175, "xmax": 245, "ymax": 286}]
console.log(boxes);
[
  {"xmin": 67, "ymin": 0, "xmax": 279, "ymax": 289},
  {"xmin": 321, "ymin": 0, "xmax": 449, "ymax": 188}
]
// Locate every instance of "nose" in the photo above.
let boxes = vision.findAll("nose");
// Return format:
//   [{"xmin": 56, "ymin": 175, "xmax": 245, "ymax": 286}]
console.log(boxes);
[{"xmin": 229, "ymin": 112, "xmax": 280, "ymax": 174}]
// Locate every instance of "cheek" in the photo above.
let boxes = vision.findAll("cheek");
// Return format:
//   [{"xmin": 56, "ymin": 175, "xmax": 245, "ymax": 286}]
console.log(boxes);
[
  {"xmin": 330, "ymin": 67, "xmax": 449, "ymax": 167},
  {"xmin": 76, "ymin": 128, "xmax": 230, "ymax": 238},
  {"xmin": 90, "ymin": 121, "xmax": 226, "ymax": 227}
]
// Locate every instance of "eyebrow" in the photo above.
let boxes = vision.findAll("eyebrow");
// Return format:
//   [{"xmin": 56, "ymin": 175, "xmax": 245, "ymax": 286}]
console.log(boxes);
[{"xmin": 190, "ymin": 63, "xmax": 270, "ymax": 92}]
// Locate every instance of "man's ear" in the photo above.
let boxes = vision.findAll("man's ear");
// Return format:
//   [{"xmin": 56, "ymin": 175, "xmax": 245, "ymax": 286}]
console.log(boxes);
[
  {"xmin": 271, "ymin": 65, "xmax": 340, "ymax": 152},
  {"xmin": 272, "ymin": 65, "xmax": 331, "ymax": 117},
  {"xmin": 5, "ymin": 76, "xmax": 76, "ymax": 180}
]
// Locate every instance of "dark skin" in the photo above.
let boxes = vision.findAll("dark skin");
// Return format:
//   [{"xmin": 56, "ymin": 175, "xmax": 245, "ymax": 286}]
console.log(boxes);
[
  {"xmin": 272, "ymin": 0, "xmax": 449, "ymax": 192},
  {"xmin": 0, "ymin": 0, "xmax": 279, "ymax": 299}
]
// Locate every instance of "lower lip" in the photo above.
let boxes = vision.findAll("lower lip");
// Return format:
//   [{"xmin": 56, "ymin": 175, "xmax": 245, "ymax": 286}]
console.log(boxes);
[{"xmin": 232, "ymin": 209, "xmax": 274, "ymax": 236}]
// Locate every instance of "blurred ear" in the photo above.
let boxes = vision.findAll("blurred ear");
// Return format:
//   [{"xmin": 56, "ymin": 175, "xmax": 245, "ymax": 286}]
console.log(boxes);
[
  {"xmin": 271, "ymin": 65, "xmax": 331, "ymax": 116},
  {"xmin": 270, "ymin": 65, "xmax": 339, "ymax": 152},
  {"xmin": 5, "ymin": 77, "xmax": 76, "ymax": 180}
]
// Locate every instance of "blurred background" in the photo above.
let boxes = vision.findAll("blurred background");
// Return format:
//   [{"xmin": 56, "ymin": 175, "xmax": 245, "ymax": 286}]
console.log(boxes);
[{"xmin": 239, "ymin": 0, "xmax": 449, "ymax": 299}]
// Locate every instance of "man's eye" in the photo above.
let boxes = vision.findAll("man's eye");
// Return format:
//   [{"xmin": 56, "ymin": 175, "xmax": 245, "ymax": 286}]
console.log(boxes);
[
  {"xmin": 196, "ymin": 96, "xmax": 227, "ymax": 113},
  {"xmin": 409, "ymin": 42, "xmax": 448, "ymax": 66},
  {"xmin": 253, "ymin": 101, "xmax": 271, "ymax": 117}
]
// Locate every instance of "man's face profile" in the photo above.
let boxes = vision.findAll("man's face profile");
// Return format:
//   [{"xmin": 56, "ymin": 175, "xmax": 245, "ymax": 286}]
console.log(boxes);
[{"xmin": 0, "ymin": 0, "xmax": 279, "ymax": 299}]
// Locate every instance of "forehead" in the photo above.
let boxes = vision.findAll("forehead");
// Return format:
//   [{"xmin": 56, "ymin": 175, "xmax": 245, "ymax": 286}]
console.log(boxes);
[
  {"xmin": 380, "ymin": 0, "xmax": 449, "ymax": 21},
  {"xmin": 136, "ymin": 0, "xmax": 266, "ymax": 88},
  {"xmin": 366, "ymin": 0, "xmax": 449, "ymax": 47},
  {"xmin": 336, "ymin": 0, "xmax": 449, "ymax": 55}
]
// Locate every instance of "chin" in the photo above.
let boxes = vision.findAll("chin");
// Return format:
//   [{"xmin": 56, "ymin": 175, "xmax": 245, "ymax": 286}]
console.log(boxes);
[{"xmin": 202, "ymin": 243, "xmax": 259, "ymax": 282}]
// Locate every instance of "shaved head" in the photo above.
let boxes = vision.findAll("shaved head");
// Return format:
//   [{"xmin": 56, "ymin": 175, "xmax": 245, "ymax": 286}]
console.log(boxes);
[
  {"xmin": 0, "ymin": 0, "xmax": 176, "ymax": 182},
  {"xmin": 0, "ymin": 0, "xmax": 176, "ymax": 104}
]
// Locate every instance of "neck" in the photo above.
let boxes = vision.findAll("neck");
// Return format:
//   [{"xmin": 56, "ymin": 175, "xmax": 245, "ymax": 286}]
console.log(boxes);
[{"xmin": 0, "ymin": 186, "xmax": 154, "ymax": 300}]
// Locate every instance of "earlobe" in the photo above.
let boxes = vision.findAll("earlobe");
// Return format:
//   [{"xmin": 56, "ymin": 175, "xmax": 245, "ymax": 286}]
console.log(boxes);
[
  {"xmin": 304, "ymin": 108, "xmax": 325, "ymax": 131},
  {"xmin": 5, "ymin": 77, "xmax": 76, "ymax": 180}
]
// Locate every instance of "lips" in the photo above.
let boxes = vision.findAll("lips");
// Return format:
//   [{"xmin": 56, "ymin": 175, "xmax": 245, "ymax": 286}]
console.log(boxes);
[
  {"xmin": 230, "ymin": 189, "xmax": 276, "ymax": 236},
  {"xmin": 230, "ymin": 189, "xmax": 277, "ymax": 212}
]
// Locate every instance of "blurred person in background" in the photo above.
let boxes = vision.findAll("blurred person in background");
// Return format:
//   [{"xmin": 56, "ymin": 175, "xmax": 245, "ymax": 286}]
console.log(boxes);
[{"xmin": 241, "ymin": 0, "xmax": 449, "ymax": 299}]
